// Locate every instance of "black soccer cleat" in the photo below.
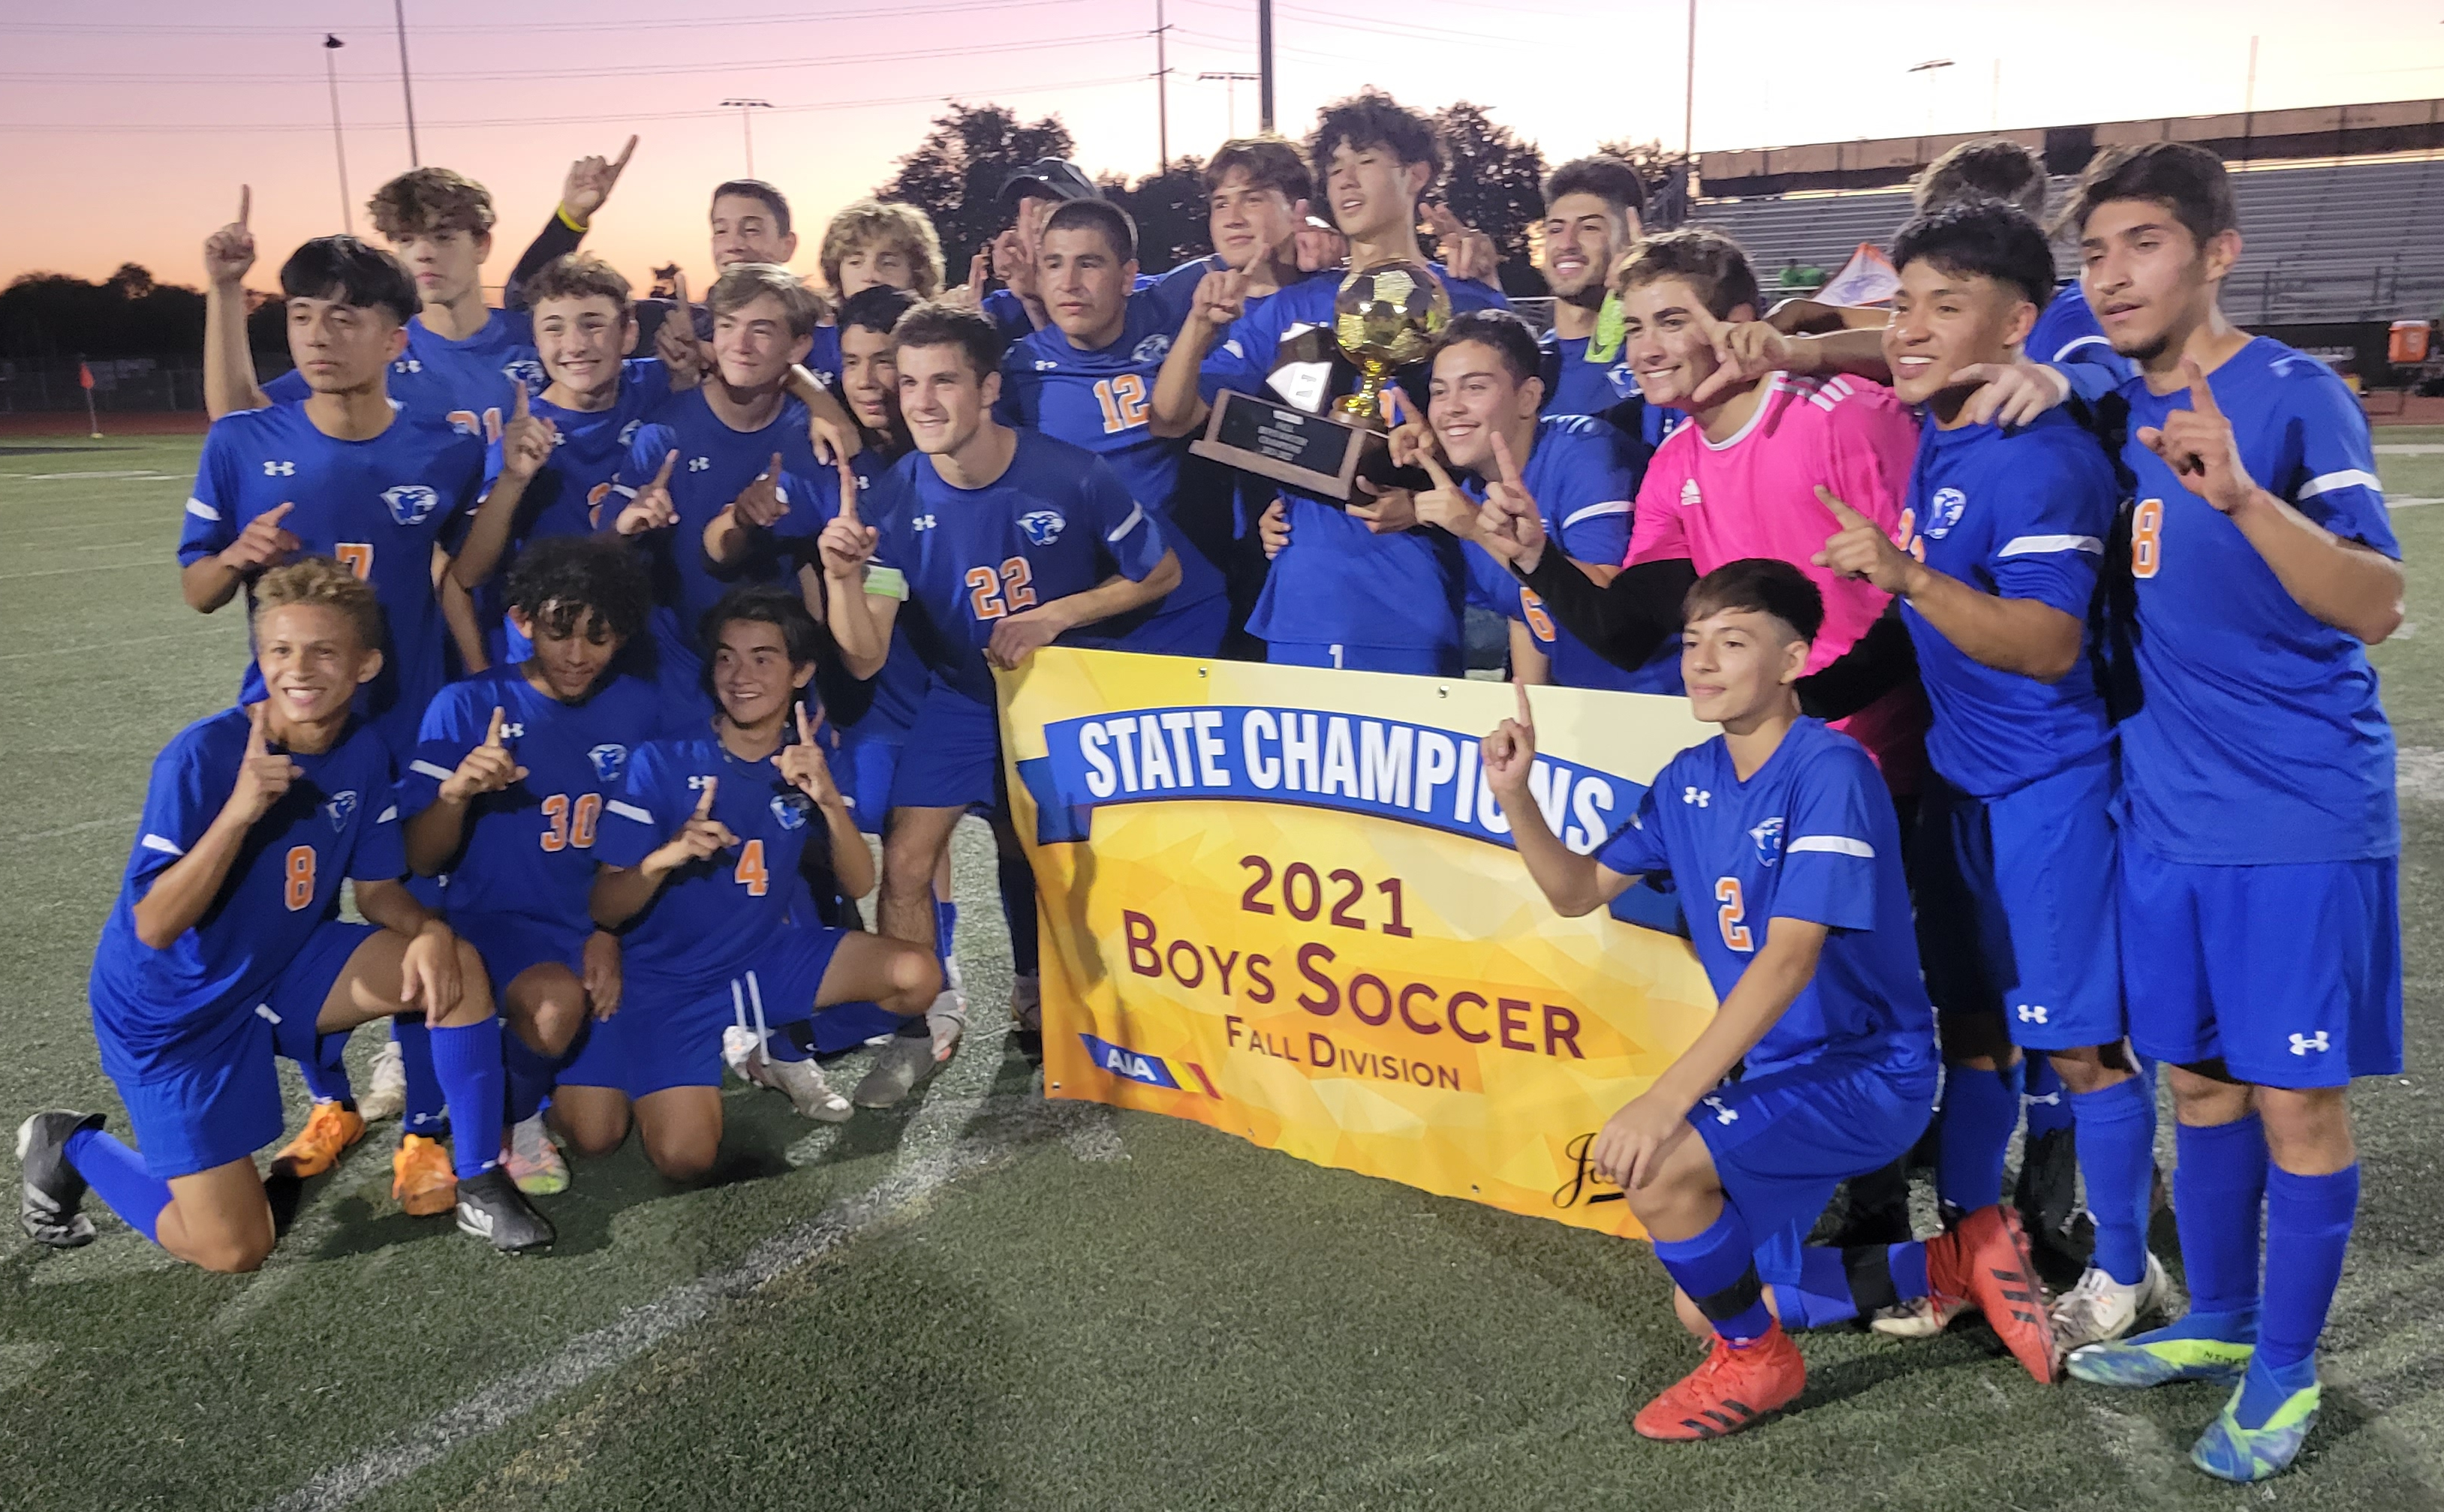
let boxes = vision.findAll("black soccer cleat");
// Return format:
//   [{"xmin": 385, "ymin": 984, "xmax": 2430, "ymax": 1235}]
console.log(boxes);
[
  {"xmin": 17, "ymin": 1111, "xmax": 106, "ymax": 1249},
  {"xmin": 454, "ymin": 1165, "xmax": 555, "ymax": 1254}
]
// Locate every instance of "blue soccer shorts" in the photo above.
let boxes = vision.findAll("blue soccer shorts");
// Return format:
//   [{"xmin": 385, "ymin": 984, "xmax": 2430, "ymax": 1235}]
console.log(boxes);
[
  {"xmin": 1264, "ymin": 640, "xmax": 1463, "ymax": 678},
  {"xmin": 889, "ymin": 685, "xmax": 999, "ymax": 812},
  {"xmin": 1912, "ymin": 752, "xmax": 2123, "ymax": 1054},
  {"xmin": 1691, "ymin": 1050, "xmax": 1939, "ymax": 1243},
  {"xmin": 109, "ymin": 918, "xmax": 377, "ymax": 1179},
  {"xmin": 2119, "ymin": 843, "xmax": 2401, "ymax": 1089},
  {"xmin": 563, "ymin": 924, "xmax": 849, "ymax": 1100},
  {"xmin": 451, "ymin": 909, "xmax": 590, "ymax": 999},
  {"xmin": 1117, "ymin": 594, "xmax": 1230, "ymax": 657}
]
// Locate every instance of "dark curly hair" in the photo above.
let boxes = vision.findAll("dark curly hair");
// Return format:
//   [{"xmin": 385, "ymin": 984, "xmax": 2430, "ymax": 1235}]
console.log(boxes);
[
  {"xmin": 1308, "ymin": 89, "xmax": 1443, "ymax": 197},
  {"xmin": 505, "ymin": 535, "xmax": 651, "ymax": 645}
]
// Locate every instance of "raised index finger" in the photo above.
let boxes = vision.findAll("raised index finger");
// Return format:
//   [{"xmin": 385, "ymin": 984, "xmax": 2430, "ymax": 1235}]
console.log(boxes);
[
  {"xmin": 484, "ymin": 705, "xmax": 507, "ymax": 746},
  {"xmin": 795, "ymin": 701, "xmax": 814, "ymax": 744},
  {"xmin": 1514, "ymin": 676, "xmax": 1535, "ymax": 729},
  {"xmin": 262, "ymin": 500, "xmax": 296, "ymax": 525},
  {"xmin": 653, "ymin": 448, "xmax": 678, "ymax": 485},
  {"xmin": 512, "ymin": 380, "xmax": 529, "ymax": 418},
  {"xmin": 610, "ymin": 134, "xmax": 637, "ymax": 175},
  {"xmin": 238, "ymin": 185, "xmax": 251, "ymax": 227},
  {"xmin": 246, "ymin": 697, "xmax": 269, "ymax": 753},
  {"xmin": 673, "ymin": 270, "xmax": 690, "ymax": 311},
  {"xmin": 2181, "ymin": 358, "xmax": 2220, "ymax": 417},
  {"xmin": 692, "ymin": 776, "xmax": 718, "ymax": 817},
  {"xmin": 1490, "ymin": 429, "xmax": 1525, "ymax": 488},
  {"xmin": 1815, "ymin": 485, "xmax": 1868, "ymax": 528}
]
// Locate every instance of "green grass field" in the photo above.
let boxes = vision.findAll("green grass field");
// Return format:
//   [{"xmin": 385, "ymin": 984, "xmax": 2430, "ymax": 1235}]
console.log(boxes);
[{"xmin": 5, "ymin": 429, "xmax": 2444, "ymax": 1511}]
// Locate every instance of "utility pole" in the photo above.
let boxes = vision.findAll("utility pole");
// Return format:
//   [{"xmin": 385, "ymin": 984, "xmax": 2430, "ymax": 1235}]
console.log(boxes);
[
  {"xmin": 1200, "ymin": 71, "xmax": 1260, "ymax": 139},
  {"xmin": 721, "ymin": 98, "xmax": 773, "ymax": 178},
  {"xmin": 1154, "ymin": 0, "xmax": 1171, "ymax": 170},
  {"xmin": 1257, "ymin": 0, "xmax": 1275, "ymax": 133},
  {"xmin": 1682, "ymin": 0, "xmax": 1696, "ymax": 156},
  {"xmin": 324, "ymin": 35, "xmax": 353, "ymax": 232},
  {"xmin": 393, "ymin": 0, "xmax": 420, "ymax": 166}
]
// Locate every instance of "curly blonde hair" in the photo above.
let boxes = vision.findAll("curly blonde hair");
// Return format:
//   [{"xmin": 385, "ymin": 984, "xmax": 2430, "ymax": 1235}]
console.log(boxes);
[
  {"xmin": 819, "ymin": 200, "xmax": 945, "ymax": 298},
  {"xmin": 369, "ymin": 167, "xmax": 496, "ymax": 239}
]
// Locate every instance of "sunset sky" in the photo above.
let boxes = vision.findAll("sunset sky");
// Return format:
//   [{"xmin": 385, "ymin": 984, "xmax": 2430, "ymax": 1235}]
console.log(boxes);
[{"xmin": 5, "ymin": 0, "xmax": 2442, "ymax": 296}]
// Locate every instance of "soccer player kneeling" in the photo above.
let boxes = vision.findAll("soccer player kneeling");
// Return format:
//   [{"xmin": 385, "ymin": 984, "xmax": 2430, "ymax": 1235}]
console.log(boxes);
[
  {"xmin": 569, "ymin": 587, "xmax": 944, "ymax": 1181},
  {"xmin": 20, "ymin": 560, "xmax": 552, "ymax": 1265},
  {"xmin": 1487, "ymin": 561, "xmax": 2044, "ymax": 1437}
]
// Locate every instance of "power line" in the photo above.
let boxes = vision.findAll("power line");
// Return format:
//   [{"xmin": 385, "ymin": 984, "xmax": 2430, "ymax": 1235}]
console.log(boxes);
[{"xmin": 10, "ymin": 0, "xmax": 1094, "ymax": 36}]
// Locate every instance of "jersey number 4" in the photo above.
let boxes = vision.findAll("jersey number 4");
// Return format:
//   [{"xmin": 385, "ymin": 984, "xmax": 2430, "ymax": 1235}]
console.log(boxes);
[
  {"xmin": 1093, "ymin": 374, "xmax": 1150, "ymax": 434},
  {"xmin": 965, "ymin": 557, "xmax": 1039, "ymax": 621},
  {"xmin": 2131, "ymin": 498, "xmax": 2164, "ymax": 579},
  {"xmin": 1714, "ymin": 877, "xmax": 1753, "ymax": 953},
  {"xmin": 735, "ymin": 837, "xmax": 769, "ymax": 897}
]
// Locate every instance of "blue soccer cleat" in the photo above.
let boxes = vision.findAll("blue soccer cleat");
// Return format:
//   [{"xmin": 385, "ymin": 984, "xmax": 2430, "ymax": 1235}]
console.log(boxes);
[
  {"xmin": 2190, "ymin": 1378, "xmax": 2319, "ymax": 1482},
  {"xmin": 2067, "ymin": 1325, "xmax": 2253, "ymax": 1388}
]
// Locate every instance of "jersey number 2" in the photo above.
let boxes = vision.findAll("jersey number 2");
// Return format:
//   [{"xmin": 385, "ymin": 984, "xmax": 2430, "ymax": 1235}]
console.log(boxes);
[
  {"xmin": 965, "ymin": 558, "xmax": 1038, "ymax": 621},
  {"xmin": 1093, "ymin": 374, "xmax": 1150, "ymax": 434},
  {"xmin": 284, "ymin": 846, "xmax": 317, "ymax": 911},
  {"xmin": 1714, "ymin": 877, "xmax": 1753, "ymax": 953}
]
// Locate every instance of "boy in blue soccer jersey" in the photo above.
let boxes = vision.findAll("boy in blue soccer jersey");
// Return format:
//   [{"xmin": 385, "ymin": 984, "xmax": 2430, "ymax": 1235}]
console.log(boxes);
[
  {"xmin": 1811, "ymin": 200, "xmax": 2165, "ymax": 1357},
  {"xmin": 1154, "ymin": 92, "xmax": 1509, "ymax": 675},
  {"xmin": 1489, "ymin": 559, "xmax": 1985, "ymax": 1438},
  {"xmin": 2015, "ymin": 143, "xmax": 2406, "ymax": 1483},
  {"xmin": 397, "ymin": 537, "xmax": 660, "ymax": 1198},
  {"xmin": 18, "ymin": 561, "xmax": 552, "ymax": 1265},
  {"xmin": 1534, "ymin": 158, "xmax": 1654, "ymax": 433},
  {"xmin": 569, "ymin": 588, "xmax": 945, "ymax": 1177},
  {"xmin": 1388, "ymin": 310, "xmax": 1675, "ymax": 695},
  {"xmin": 814, "ymin": 200, "xmax": 947, "ymax": 380},
  {"xmin": 998, "ymin": 197, "xmax": 1230, "ymax": 655},
  {"xmin": 605, "ymin": 263, "xmax": 829, "ymax": 735},
  {"xmin": 820, "ymin": 304, "xmax": 1183, "ymax": 1051}
]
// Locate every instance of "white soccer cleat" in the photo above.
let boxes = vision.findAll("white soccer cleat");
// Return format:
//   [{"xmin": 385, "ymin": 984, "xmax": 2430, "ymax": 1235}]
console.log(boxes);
[
  {"xmin": 1869, "ymin": 1295, "xmax": 1970, "ymax": 1339},
  {"xmin": 928, "ymin": 989, "xmax": 968, "ymax": 1061},
  {"xmin": 2051, "ymin": 1252, "xmax": 2172, "ymax": 1359},
  {"xmin": 501, "ymin": 1114, "xmax": 570, "ymax": 1196},
  {"xmin": 358, "ymin": 1038, "xmax": 407, "ymax": 1123},
  {"xmin": 1010, "ymin": 973, "xmax": 1041, "ymax": 1034},
  {"xmin": 749, "ymin": 1052, "xmax": 853, "ymax": 1123}
]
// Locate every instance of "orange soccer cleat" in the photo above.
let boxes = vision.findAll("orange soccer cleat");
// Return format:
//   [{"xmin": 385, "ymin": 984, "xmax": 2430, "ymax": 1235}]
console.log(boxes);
[
  {"xmin": 1630, "ymin": 1323, "xmax": 1807, "ymax": 1441},
  {"xmin": 390, "ymin": 1133, "xmax": 459, "ymax": 1216},
  {"xmin": 1926, "ymin": 1203, "xmax": 2057, "ymax": 1383},
  {"xmin": 271, "ymin": 1101, "xmax": 366, "ymax": 1179}
]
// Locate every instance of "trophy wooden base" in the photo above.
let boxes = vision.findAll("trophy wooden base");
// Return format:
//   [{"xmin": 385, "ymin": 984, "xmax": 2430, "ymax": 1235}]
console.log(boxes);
[{"xmin": 1190, "ymin": 389, "xmax": 1432, "ymax": 503}]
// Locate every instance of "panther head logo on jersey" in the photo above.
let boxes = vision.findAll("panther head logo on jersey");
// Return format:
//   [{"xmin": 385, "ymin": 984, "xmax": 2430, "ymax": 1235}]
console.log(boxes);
[
  {"xmin": 1131, "ymin": 332, "xmax": 1174, "ymax": 364},
  {"xmin": 770, "ymin": 793, "xmax": 809, "ymax": 831},
  {"xmin": 1019, "ymin": 510, "xmax": 1066, "ymax": 546},
  {"xmin": 588, "ymin": 744, "xmax": 629, "ymax": 783},
  {"xmin": 323, "ymin": 790, "xmax": 360, "ymax": 831},
  {"xmin": 1923, "ymin": 487, "xmax": 1968, "ymax": 540},
  {"xmin": 504, "ymin": 359, "xmax": 548, "ymax": 390},
  {"xmin": 617, "ymin": 419, "xmax": 642, "ymax": 447},
  {"xmin": 381, "ymin": 484, "xmax": 442, "ymax": 527},
  {"xmin": 1750, "ymin": 816, "xmax": 1785, "ymax": 865}
]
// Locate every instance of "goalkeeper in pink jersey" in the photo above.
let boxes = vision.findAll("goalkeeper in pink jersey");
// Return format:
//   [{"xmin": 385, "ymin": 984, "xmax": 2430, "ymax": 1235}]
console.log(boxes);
[{"xmin": 1476, "ymin": 230, "xmax": 1928, "ymax": 790}]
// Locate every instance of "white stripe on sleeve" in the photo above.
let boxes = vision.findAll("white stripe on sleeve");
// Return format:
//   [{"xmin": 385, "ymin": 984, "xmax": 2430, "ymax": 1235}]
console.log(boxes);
[
  {"xmin": 606, "ymin": 800, "xmax": 655, "ymax": 825},
  {"xmin": 1106, "ymin": 503, "xmax": 1147, "ymax": 543},
  {"xmin": 1997, "ymin": 534, "xmax": 2104, "ymax": 558},
  {"xmin": 140, "ymin": 833, "xmax": 185, "ymax": 858},
  {"xmin": 185, "ymin": 497, "xmax": 221, "ymax": 521},
  {"xmin": 1788, "ymin": 834, "xmax": 1875, "ymax": 858},
  {"xmin": 1559, "ymin": 499, "xmax": 1633, "ymax": 531},
  {"xmin": 375, "ymin": 804, "xmax": 398, "ymax": 823},
  {"xmin": 408, "ymin": 759, "xmax": 456, "ymax": 782},
  {"xmin": 2297, "ymin": 469, "xmax": 2382, "ymax": 501}
]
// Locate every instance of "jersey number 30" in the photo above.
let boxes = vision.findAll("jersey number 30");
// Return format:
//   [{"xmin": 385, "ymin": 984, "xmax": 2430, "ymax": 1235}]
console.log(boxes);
[{"xmin": 965, "ymin": 558, "xmax": 1039, "ymax": 621}]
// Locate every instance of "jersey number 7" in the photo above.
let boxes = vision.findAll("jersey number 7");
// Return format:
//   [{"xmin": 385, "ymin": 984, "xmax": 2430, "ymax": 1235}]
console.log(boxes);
[{"xmin": 965, "ymin": 557, "xmax": 1039, "ymax": 621}]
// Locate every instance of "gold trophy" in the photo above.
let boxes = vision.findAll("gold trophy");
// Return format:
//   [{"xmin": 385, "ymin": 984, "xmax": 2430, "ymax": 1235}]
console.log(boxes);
[{"xmin": 1190, "ymin": 259, "xmax": 1453, "ymax": 501}]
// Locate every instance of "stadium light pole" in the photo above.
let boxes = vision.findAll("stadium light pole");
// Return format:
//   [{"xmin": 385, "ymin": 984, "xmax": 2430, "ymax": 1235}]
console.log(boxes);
[
  {"xmin": 1200, "ymin": 71, "xmax": 1260, "ymax": 139},
  {"xmin": 1257, "ymin": 0, "xmax": 1274, "ymax": 132},
  {"xmin": 324, "ymin": 35, "xmax": 354, "ymax": 233},
  {"xmin": 1683, "ymin": 0, "xmax": 1696, "ymax": 156},
  {"xmin": 393, "ymin": 0, "xmax": 420, "ymax": 167},
  {"xmin": 1153, "ymin": 0, "xmax": 1172, "ymax": 170},
  {"xmin": 1908, "ymin": 57, "xmax": 1955, "ymax": 137},
  {"xmin": 721, "ymin": 98, "xmax": 772, "ymax": 178}
]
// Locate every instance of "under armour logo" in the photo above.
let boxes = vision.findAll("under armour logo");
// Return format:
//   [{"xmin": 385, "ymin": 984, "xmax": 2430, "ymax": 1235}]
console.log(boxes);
[
  {"xmin": 496, "ymin": 722, "xmax": 525, "ymax": 741},
  {"xmin": 2289, "ymin": 1031, "xmax": 2330, "ymax": 1056},
  {"xmin": 1701, "ymin": 1096, "xmax": 1738, "ymax": 1125},
  {"xmin": 2015, "ymin": 1003, "xmax": 2049, "ymax": 1024},
  {"xmin": 1683, "ymin": 786, "xmax": 1710, "ymax": 807},
  {"xmin": 687, "ymin": 774, "xmax": 715, "ymax": 792},
  {"xmin": 1034, "ymin": 359, "xmax": 1059, "ymax": 371},
  {"xmin": 395, "ymin": 357, "xmax": 424, "ymax": 374},
  {"xmin": 263, "ymin": 460, "xmax": 296, "ymax": 476},
  {"xmin": 687, "ymin": 456, "xmax": 712, "ymax": 472},
  {"xmin": 910, "ymin": 513, "xmax": 938, "ymax": 531}
]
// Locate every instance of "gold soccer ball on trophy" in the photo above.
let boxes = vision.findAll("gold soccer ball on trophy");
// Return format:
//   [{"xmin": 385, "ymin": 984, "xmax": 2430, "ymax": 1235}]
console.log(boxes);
[{"xmin": 1332, "ymin": 260, "xmax": 1452, "ymax": 422}]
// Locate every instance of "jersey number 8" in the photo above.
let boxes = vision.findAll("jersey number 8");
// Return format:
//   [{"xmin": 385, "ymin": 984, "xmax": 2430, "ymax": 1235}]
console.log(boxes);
[
  {"xmin": 284, "ymin": 846, "xmax": 317, "ymax": 912},
  {"xmin": 965, "ymin": 557, "xmax": 1039, "ymax": 621},
  {"xmin": 2131, "ymin": 498, "xmax": 2164, "ymax": 579}
]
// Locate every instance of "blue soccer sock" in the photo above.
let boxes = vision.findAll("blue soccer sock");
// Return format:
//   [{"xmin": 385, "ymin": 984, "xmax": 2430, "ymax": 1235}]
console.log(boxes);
[
  {"xmin": 1652, "ymin": 1205, "xmax": 1774, "ymax": 1344},
  {"xmin": 294, "ymin": 1044, "xmax": 355, "ymax": 1107},
  {"xmin": 997, "ymin": 854, "xmax": 1039, "ymax": 978},
  {"xmin": 393, "ymin": 1016, "xmax": 450, "ymax": 1136},
  {"xmin": 2173, "ymin": 1114, "xmax": 2269, "ymax": 1330},
  {"xmin": 2071, "ymin": 1075, "xmax": 2157, "ymax": 1286},
  {"xmin": 62, "ymin": 1126, "xmax": 171, "ymax": 1244},
  {"xmin": 935, "ymin": 897, "xmax": 959, "ymax": 967},
  {"xmin": 762, "ymin": 1024, "xmax": 813, "ymax": 1063},
  {"xmin": 501, "ymin": 1032, "xmax": 560, "ymax": 1127},
  {"xmin": 2023, "ymin": 1054, "xmax": 2074, "ymax": 1141},
  {"xmin": 1780, "ymin": 1238, "xmax": 1934, "ymax": 1330},
  {"xmin": 2256, "ymin": 1163, "xmax": 2358, "ymax": 1380},
  {"xmin": 2233, "ymin": 1353, "xmax": 2322, "ymax": 1431},
  {"xmin": 1936, "ymin": 1060, "xmax": 2024, "ymax": 1213},
  {"xmin": 426, "ymin": 1019, "xmax": 506, "ymax": 1180}
]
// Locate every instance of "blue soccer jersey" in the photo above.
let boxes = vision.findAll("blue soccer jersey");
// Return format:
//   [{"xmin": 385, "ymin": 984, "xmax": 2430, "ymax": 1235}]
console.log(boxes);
[
  {"xmin": 179, "ymin": 402, "xmax": 485, "ymax": 756},
  {"xmin": 483, "ymin": 359, "xmax": 679, "ymax": 546},
  {"xmin": 998, "ymin": 288, "xmax": 1228, "ymax": 636},
  {"xmin": 266, "ymin": 308, "xmax": 542, "ymax": 440},
  {"xmin": 594, "ymin": 734, "xmax": 832, "ymax": 994},
  {"xmin": 601, "ymin": 388, "xmax": 820, "ymax": 712},
  {"xmin": 395, "ymin": 666, "xmax": 660, "ymax": 929},
  {"xmin": 1901, "ymin": 409, "xmax": 2117, "ymax": 798},
  {"xmin": 1458, "ymin": 414, "xmax": 1678, "ymax": 694},
  {"xmin": 2116, "ymin": 336, "xmax": 2400, "ymax": 865},
  {"xmin": 1540, "ymin": 328, "xmax": 1680, "ymax": 449},
  {"xmin": 806, "ymin": 324, "xmax": 843, "ymax": 386},
  {"xmin": 1199, "ymin": 267, "xmax": 1508, "ymax": 653},
  {"xmin": 862, "ymin": 430, "xmax": 1176, "ymax": 705},
  {"xmin": 1594, "ymin": 718, "xmax": 1934, "ymax": 1075},
  {"xmin": 88, "ymin": 708, "xmax": 405, "ymax": 1078},
  {"xmin": 2027, "ymin": 283, "xmax": 2137, "ymax": 389},
  {"xmin": 761, "ymin": 449, "xmax": 930, "ymax": 739}
]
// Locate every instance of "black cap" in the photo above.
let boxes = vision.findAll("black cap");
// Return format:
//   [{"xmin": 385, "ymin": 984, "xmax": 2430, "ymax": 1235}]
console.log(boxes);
[{"xmin": 999, "ymin": 158, "xmax": 1099, "ymax": 207}]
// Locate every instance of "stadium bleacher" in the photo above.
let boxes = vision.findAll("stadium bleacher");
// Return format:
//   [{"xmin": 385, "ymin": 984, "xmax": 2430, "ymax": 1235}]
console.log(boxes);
[{"xmin": 1690, "ymin": 155, "xmax": 2444, "ymax": 326}]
